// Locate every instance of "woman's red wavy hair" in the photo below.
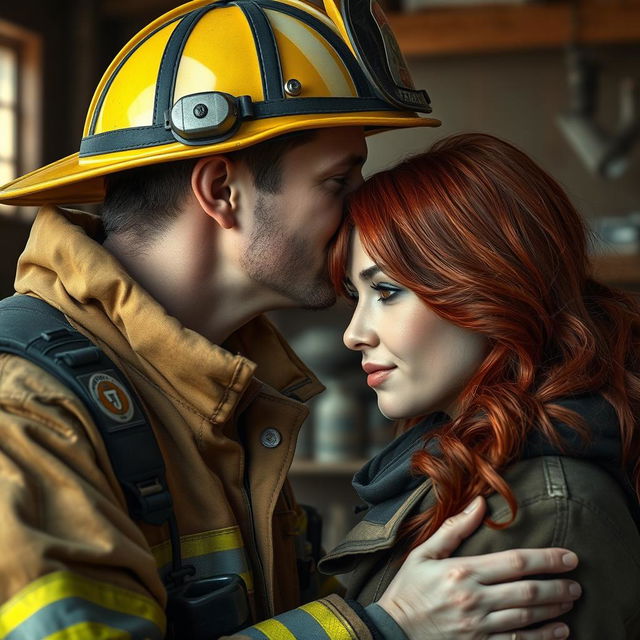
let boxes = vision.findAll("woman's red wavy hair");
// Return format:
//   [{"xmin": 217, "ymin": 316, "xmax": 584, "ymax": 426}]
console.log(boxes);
[{"xmin": 329, "ymin": 133, "xmax": 640, "ymax": 547}]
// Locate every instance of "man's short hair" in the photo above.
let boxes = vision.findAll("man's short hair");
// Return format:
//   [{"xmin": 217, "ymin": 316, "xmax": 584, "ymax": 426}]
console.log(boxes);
[{"xmin": 101, "ymin": 130, "xmax": 315, "ymax": 245}]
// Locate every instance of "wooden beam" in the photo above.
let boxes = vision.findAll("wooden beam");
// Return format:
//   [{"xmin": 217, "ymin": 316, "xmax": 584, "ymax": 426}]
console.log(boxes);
[
  {"xmin": 102, "ymin": 0, "xmax": 640, "ymax": 53},
  {"xmin": 387, "ymin": 1, "xmax": 640, "ymax": 57}
]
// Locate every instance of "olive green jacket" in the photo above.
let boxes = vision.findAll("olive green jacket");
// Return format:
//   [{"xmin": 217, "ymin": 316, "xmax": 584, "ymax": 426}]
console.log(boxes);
[{"xmin": 319, "ymin": 403, "xmax": 640, "ymax": 638}]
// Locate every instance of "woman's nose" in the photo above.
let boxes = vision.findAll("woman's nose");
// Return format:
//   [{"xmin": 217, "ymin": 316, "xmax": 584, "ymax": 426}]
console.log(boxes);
[{"xmin": 343, "ymin": 310, "xmax": 377, "ymax": 351}]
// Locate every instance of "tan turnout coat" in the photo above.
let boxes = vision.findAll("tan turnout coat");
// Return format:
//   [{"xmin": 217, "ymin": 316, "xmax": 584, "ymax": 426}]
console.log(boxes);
[{"xmin": 0, "ymin": 206, "xmax": 373, "ymax": 640}]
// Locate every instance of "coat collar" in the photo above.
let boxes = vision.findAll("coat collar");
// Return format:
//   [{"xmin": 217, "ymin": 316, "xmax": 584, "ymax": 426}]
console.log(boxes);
[
  {"xmin": 318, "ymin": 478, "xmax": 432, "ymax": 575},
  {"xmin": 317, "ymin": 414, "xmax": 448, "ymax": 575},
  {"xmin": 14, "ymin": 206, "xmax": 324, "ymax": 424}
]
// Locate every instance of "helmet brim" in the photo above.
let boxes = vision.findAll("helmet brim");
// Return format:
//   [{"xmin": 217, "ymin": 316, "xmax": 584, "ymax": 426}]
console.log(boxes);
[{"xmin": 0, "ymin": 112, "xmax": 440, "ymax": 206}]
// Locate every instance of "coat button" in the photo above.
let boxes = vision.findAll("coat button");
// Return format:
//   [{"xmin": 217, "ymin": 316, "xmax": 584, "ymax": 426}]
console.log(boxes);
[{"xmin": 260, "ymin": 428, "xmax": 282, "ymax": 448}]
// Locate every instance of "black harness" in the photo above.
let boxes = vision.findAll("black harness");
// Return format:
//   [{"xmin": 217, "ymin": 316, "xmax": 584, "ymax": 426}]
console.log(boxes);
[{"xmin": 0, "ymin": 294, "xmax": 250, "ymax": 638}]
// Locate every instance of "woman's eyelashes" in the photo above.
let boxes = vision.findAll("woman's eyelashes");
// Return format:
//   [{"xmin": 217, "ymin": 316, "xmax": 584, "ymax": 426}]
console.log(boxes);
[
  {"xmin": 344, "ymin": 280, "xmax": 403, "ymax": 303},
  {"xmin": 370, "ymin": 282, "xmax": 402, "ymax": 303}
]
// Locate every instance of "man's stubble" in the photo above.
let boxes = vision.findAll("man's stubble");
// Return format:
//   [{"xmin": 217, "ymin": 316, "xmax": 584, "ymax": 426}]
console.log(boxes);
[{"xmin": 240, "ymin": 194, "xmax": 337, "ymax": 309}]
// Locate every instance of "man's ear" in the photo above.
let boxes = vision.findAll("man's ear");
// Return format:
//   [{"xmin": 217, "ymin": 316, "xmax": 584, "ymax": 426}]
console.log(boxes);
[{"xmin": 191, "ymin": 155, "xmax": 237, "ymax": 230}]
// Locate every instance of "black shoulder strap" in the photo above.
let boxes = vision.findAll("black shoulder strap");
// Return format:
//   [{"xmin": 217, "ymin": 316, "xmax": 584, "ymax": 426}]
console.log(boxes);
[{"xmin": 0, "ymin": 295, "xmax": 173, "ymax": 527}]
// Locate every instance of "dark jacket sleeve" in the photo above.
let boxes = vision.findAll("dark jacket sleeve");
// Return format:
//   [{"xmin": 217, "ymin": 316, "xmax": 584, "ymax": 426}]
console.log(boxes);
[{"xmin": 453, "ymin": 456, "xmax": 640, "ymax": 639}]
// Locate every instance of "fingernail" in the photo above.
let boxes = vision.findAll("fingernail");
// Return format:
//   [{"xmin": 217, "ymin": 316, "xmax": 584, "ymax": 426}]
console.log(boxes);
[
  {"xmin": 562, "ymin": 552, "xmax": 578, "ymax": 567},
  {"xmin": 463, "ymin": 496, "xmax": 481, "ymax": 513},
  {"xmin": 569, "ymin": 582, "xmax": 581, "ymax": 597},
  {"xmin": 553, "ymin": 624, "xmax": 569, "ymax": 638}
]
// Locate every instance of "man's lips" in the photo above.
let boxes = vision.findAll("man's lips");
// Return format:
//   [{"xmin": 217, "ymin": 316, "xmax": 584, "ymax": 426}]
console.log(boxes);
[{"xmin": 362, "ymin": 363, "xmax": 396, "ymax": 388}]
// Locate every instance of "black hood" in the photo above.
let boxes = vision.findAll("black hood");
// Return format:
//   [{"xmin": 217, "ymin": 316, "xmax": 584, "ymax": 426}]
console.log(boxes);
[{"xmin": 353, "ymin": 394, "xmax": 639, "ymax": 528}]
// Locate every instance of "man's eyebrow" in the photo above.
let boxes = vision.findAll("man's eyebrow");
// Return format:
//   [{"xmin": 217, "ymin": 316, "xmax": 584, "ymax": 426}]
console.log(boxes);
[
  {"xmin": 359, "ymin": 265, "xmax": 381, "ymax": 281},
  {"xmin": 326, "ymin": 153, "xmax": 367, "ymax": 171}
]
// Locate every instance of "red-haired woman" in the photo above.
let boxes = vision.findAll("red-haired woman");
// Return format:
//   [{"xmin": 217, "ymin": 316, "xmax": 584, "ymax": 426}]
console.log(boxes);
[{"xmin": 323, "ymin": 133, "xmax": 640, "ymax": 638}]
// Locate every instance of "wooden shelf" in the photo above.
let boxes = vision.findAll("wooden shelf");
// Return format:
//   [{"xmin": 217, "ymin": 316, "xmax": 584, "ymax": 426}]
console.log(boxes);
[
  {"xmin": 103, "ymin": 1, "xmax": 640, "ymax": 55},
  {"xmin": 387, "ymin": 1, "xmax": 640, "ymax": 57},
  {"xmin": 289, "ymin": 458, "xmax": 368, "ymax": 475}
]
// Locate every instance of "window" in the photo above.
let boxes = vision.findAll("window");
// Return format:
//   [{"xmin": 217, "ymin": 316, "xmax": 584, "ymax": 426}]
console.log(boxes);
[
  {"xmin": 0, "ymin": 44, "xmax": 18, "ymax": 205},
  {"xmin": 0, "ymin": 19, "xmax": 41, "ymax": 219}
]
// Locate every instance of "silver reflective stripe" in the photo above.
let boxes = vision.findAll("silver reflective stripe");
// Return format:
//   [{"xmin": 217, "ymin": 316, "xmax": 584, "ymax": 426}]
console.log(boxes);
[
  {"xmin": 151, "ymin": 526, "xmax": 254, "ymax": 592},
  {"xmin": 0, "ymin": 572, "xmax": 165, "ymax": 640},
  {"xmin": 4, "ymin": 598, "xmax": 163, "ymax": 640}
]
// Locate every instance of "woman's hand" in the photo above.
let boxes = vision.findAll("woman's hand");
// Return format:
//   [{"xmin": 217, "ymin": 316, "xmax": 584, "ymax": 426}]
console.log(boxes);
[{"xmin": 376, "ymin": 497, "xmax": 580, "ymax": 639}]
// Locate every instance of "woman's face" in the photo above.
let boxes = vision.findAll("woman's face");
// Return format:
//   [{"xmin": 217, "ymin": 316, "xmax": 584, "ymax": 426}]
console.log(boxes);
[{"xmin": 343, "ymin": 231, "xmax": 488, "ymax": 420}]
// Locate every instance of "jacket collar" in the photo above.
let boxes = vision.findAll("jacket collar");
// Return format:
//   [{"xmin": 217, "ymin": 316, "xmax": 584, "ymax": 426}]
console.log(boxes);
[
  {"xmin": 14, "ymin": 206, "xmax": 323, "ymax": 424},
  {"xmin": 318, "ymin": 479, "xmax": 432, "ymax": 575},
  {"xmin": 317, "ymin": 413, "xmax": 447, "ymax": 575}
]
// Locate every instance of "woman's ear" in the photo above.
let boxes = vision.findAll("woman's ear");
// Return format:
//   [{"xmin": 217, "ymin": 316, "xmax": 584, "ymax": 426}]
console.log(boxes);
[{"xmin": 191, "ymin": 155, "xmax": 236, "ymax": 229}]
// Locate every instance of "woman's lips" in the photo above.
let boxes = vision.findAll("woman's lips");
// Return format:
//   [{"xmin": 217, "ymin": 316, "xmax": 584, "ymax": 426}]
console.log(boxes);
[{"xmin": 364, "ymin": 366, "xmax": 396, "ymax": 388}]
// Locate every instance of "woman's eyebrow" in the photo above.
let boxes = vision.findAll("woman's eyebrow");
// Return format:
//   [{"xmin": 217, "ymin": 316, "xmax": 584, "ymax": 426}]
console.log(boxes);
[{"xmin": 359, "ymin": 265, "xmax": 381, "ymax": 281}]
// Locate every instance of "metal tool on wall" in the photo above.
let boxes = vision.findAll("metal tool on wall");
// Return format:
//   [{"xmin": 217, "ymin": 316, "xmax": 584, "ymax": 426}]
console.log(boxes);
[{"xmin": 556, "ymin": 1, "xmax": 640, "ymax": 179}]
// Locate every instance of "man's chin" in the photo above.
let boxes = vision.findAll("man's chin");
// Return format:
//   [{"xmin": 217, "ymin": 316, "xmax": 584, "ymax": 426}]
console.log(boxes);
[
  {"xmin": 293, "ymin": 281, "xmax": 336, "ymax": 310},
  {"xmin": 282, "ymin": 269, "xmax": 334, "ymax": 309},
  {"xmin": 299, "ymin": 293, "xmax": 336, "ymax": 311},
  {"xmin": 295, "ymin": 278, "xmax": 337, "ymax": 309}
]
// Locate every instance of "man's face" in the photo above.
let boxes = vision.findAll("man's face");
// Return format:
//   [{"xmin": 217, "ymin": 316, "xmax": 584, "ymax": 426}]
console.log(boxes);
[{"xmin": 240, "ymin": 127, "xmax": 367, "ymax": 309}]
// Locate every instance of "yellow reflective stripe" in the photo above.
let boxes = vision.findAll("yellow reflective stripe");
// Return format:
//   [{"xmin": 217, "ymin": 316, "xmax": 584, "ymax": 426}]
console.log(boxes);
[
  {"xmin": 43, "ymin": 621, "xmax": 131, "ymax": 640},
  {"xmin": 300, "ymin": 601, "xmax": 356, "ymax": 640},
  {"xmin": 251, "ymin": 618, "xmax": 297, "ymax": 640},
  {"xmin": 0, "ymin": 571, "xmax": 165, "ymax": 638},
  {"xmin": 151, "ymin": 526, "xmax": 243, "ymax": 567},
  {"xmin": 151, "ymin": 526, "xmax": 254, "ymax": 592}
]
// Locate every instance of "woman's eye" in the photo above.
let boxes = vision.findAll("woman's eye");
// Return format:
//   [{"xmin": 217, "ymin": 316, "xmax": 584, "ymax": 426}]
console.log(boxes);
[{"xmin": 370, "ymin": 283, "xmax": 401, "ymax": 302}]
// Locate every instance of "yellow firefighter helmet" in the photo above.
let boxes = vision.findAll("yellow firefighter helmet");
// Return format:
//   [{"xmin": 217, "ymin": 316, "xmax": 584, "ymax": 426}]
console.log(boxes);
[{"xmin": 0, "ymin": 0, "xmax": 440, "ymax": 206}]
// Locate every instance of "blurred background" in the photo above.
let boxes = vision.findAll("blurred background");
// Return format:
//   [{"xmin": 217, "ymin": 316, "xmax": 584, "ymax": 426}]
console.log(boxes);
[{"xmin": 1, "ymin": 0, "xmax": 639, "ymax": 549}]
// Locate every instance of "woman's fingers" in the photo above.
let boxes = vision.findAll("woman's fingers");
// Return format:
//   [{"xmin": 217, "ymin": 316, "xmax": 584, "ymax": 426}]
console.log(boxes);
[
  {"xmin": 482, "ymin": 601, "xmax": 573, "ymax": 634},
  {"xmin": 460, "ymin": 548, "xmax": 579, "ymax": 584},
  {"xmin": 412, "ymin": 496, "xmax": 487, "ymax": 560},
  {"xmin": 380, "ymin": 497, "xmax": 581, "ymax": 639},
  {"xmin": 483, "ymin": 578, "xmax": 581, "ymax": 610},
  {"xmin": 490, "ymin": 620, "xmax": 571, "ymax": 640},
  {"xmin": 412, "ymin": 500, "xmax": 579, "ymax": 587}
]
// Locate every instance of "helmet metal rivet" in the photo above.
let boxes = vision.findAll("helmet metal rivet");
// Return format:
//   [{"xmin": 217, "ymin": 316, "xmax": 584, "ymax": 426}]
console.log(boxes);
[
  {"xmin": 193, "ymin": 103, "xmax": 209, "ymax": 119},
  {"xmin": 284, "ymin": 79, "xmax": 302, "ymax": 97}
]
